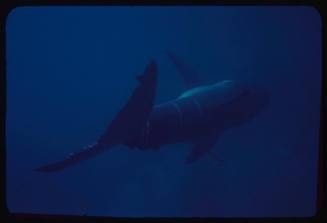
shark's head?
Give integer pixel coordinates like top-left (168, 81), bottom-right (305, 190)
top-left (205, 80), bottom-right (270, 126)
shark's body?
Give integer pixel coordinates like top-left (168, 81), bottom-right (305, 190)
top-left (37, 53), bottom-right (269, 172)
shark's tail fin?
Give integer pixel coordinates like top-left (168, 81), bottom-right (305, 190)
top-left (97, 59), bottom-right (157, 146)
top-left (35, 143), bottom-right (107, 172)
top-left (36, 60), bottom-right (158, 173)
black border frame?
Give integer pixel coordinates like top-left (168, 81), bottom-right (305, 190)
top-left (0, 0), bottom-right (325, 223)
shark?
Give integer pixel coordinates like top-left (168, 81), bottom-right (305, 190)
top-left (36, 53), bottom-right (269, 172)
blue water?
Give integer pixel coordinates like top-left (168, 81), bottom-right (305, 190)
top-left (5, 6), bottom-right (322, 217)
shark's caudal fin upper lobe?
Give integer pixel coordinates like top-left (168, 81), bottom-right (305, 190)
top-left (97, 60), bottom-right (157, 146)
top-left (35, 143), bottom-right (106, 172)
top-left (36, 60), bottom-right (158, 173)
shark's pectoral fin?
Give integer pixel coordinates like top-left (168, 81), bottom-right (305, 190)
top-left (185, 131), bottom-right (221, 164)
top-left (166, 51), bottom-right (205, 90)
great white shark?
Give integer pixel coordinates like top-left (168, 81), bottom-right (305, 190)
top-left (36, 53), bottom-right (269, 172)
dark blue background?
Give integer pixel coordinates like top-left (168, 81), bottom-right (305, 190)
top-left (5, 6), bottom-right (322, 217)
